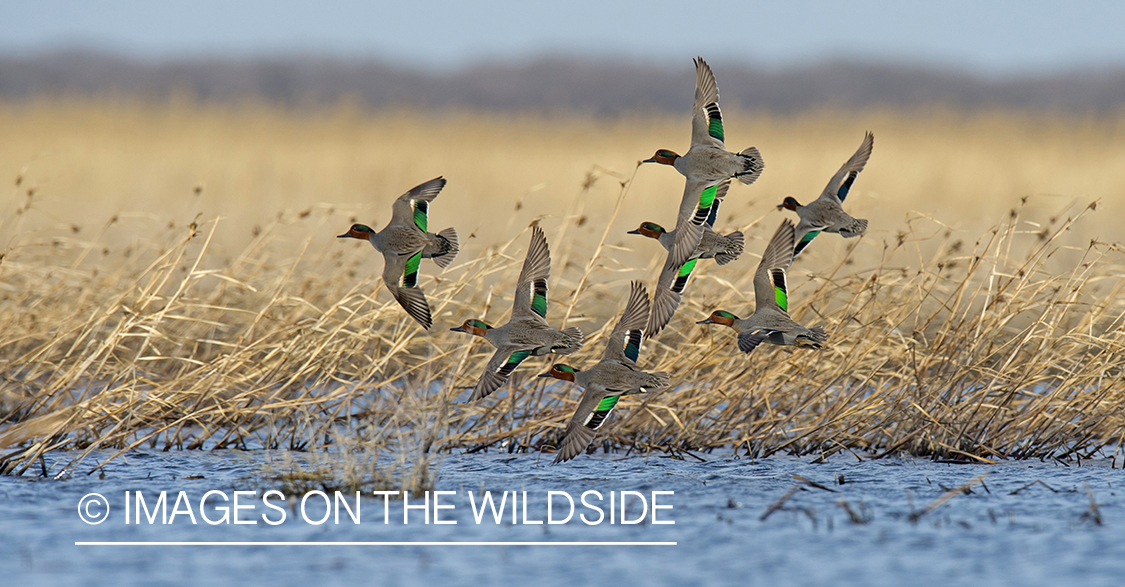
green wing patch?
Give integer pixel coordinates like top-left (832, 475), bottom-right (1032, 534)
top-left (672, 258), bottom-right (697, 295)
top-left (402, 251), bottom-right (422, 288)
top-left (413, 200), bottom-right (429, 232)
top-left (705, 103), bottom-right (724, 142)
top-left (793, 230), bottom-right (820, 258)
top-left (496, 349), bottom-right (532, 378)
top-left (584, 394), bottom-right (621, 430)
top-left (623, 329), bottom-right (642, 364)
top-left (691, 185), bottom-right (719, 226)
top-left (770, 268), bottom-right (788, 312)
top-left (837, 172), bottom-right (858, 202)
top-left (530, 279), bottom-right (548, 319)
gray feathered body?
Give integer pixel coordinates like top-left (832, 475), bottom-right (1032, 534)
top-left (575, 361), bottom-right (671, 396)
top-left (485, 319), bottom-right (584, 357)
top-left (656, 225), bottom-right (744, 265)
top-left (795, 200), bottom-right (868, 239)
top-left (674, 145), bottom-right (764, 186)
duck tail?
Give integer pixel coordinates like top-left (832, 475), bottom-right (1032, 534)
top-left (735, 146), bottom-right (764, 185)
top-left (551, 327), bottom-right (585, 355)
top-left (431, 227), bottom-right (460, 268)
top-left (797, 325), bottom-right (829, 348)
top-left (714, 230), bottom-right (744, 266)
top-left (644, 372), bottom-right (671, 392)
top-left (838, 218), bottom-right (868, 238)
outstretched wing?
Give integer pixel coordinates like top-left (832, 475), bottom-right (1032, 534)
top-left (648, 255), bottom-right (697, 335)
top-left (817, 132), bottom-right (874, 205)
top-left (689, 57), bottom-right (725, 149)
top-left (554, 387), bottom-right (624, 464)
top-left (390, 177), bottom-right (447, 230)
top-left (470, 346), bottom-right (533, 401)
top-left (669, 178), bottom-right (719, 267)
top-left (754, 220), bottom-right (795, 313)
top-left (511, 225), bottom-right (551, 321)
top-left (382, 251), bottom-right (432, 329)
top-left (602, 281), bottom-right (649, 366)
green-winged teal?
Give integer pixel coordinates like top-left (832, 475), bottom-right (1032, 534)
top-left (643, 57), bottom-right (764, 269)
top-left (779, 132), bottom-right (874, 257)
top-left (697, 219), bottom-right (827, 352)
top-left (451, 225), bottom-right (584, 401)
top-left (629, 181), bottom-right (744, 335)
top-left (538, 281), bottom-right (671, 463)
top-left (337, 177), bottom-right (459, 329)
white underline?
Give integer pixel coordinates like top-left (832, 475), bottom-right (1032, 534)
top-left (75, 541), bottom-right (676, 546)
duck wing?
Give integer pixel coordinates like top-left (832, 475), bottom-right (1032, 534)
top-left (669, 178), bottom-right (720, 267)
top-left (689, 57), bottom-right (725, 149)
top-left (469, 346), bottom-right (533, 401)
top-left (601, 281), bottom-right (650, 366)
top-left (554, 384), bottom-right (626, 464)
top-left (648, 254), bottom-right (698, 336)
top-left (389, 177), bottom-right (447, 230)
top-left (511, 225), bottom-right (551, 322)
top-left (817, 132), bottom-right (874, 205)
top-left (754, 220), bottom-right (796, 313)
top-left (381, 250), bottom-right (432, 329)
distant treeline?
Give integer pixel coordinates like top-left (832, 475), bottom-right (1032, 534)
top-left (3, 50), bottom-right (1125, 113)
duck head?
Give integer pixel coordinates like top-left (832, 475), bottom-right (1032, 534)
top-left (627, 222), bottom-right (667, 240)
top-left (643, 149), bottom-right (680, 166)
top-left (777, 197), bottom-right (802, 211)
top-left (338, 224), bottom-right (375, 240)
top-left (697, 310), bottom-right (739, 327)
top-left (450, 319), bottom-right (492, 337)
top-left (537, 364), bottom-right (579, 382)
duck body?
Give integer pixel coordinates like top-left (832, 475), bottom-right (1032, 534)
top-left (477, 319), bottom-right (584, 358)
top-left (720, 307), bottom-right (828, 353)
top-left (672, 144), bottom-right (764, 186)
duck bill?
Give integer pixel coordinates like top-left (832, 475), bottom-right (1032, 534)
top-left (641, 157), bottom-right (657, 164)
top-left (337, 232), bottom-right (354, 239)
top-left (536, 372), bottom-right (553, 378)
top-left (696, 318), bottom-right (714, 325)
top-left (449, 326), bottom-right (466, 333)
top-left (626, 229), bottom-right (641, 235)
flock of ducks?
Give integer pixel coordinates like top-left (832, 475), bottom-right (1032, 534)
top-left (338, 58), bottom-right (874, 463)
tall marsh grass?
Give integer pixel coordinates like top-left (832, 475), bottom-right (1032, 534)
top-left (1, 99), bottom-right (1124, 476)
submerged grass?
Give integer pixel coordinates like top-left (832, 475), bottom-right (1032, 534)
top-left (1, 100), bottom-right (1124, 476)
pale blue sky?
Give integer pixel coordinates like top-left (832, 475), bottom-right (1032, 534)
top-left (2, 1), bottom-right (1124, 75)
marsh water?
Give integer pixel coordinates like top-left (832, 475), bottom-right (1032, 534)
top-left (2, 449), bottom-right (1122, 586)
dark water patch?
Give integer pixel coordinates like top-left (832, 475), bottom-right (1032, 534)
top-left (1, 450), bottom-right (1122, 586)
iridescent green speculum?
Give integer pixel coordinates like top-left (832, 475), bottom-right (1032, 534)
top-left (698, 185), bottom-right (717, 209)
top-left (413, 201), bottom-right (428, 232)
top-left (402, 251), bottom-right (422, 287)
top-left (595, 395), bottom-right (620, 412)
top-left (708, 117), bottom-right (724, 142)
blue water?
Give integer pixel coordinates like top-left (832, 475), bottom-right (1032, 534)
top-left (2, 449), bottom-right (1122, 586)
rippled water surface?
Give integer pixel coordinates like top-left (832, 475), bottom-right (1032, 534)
top-left (2, 449), bottom-right (1123, 586)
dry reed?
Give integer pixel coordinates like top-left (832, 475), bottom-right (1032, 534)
top-left (1, 99), bottom-right (1123, 477)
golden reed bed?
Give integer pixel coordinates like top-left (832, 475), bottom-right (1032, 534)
top-left (1, 98), bottom-right (1124, 477)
